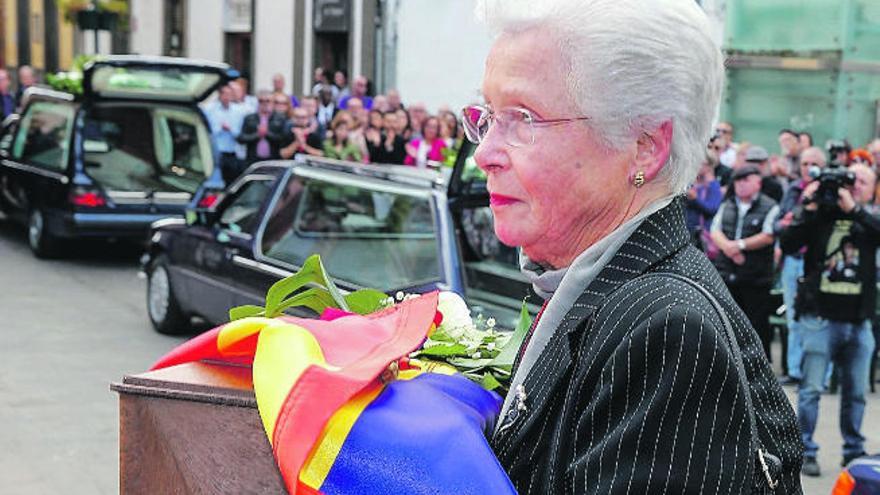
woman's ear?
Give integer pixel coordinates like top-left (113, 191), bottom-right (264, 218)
top-left (633, 120), bottom-right (673, 182)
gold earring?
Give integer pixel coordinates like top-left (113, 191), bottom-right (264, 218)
top-left (633, 171), bottom-right (645, 188)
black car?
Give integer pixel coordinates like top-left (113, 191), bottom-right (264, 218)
top-left (143, 144), bottom-right (539, 335)
top-left (0, 56), bottom-right (238, 257)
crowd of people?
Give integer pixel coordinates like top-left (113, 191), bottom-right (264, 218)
top-left (0, 65), bottom-right (37, 119)
top-left (686, 123), bottom-right (880, 476)
top-left (201, 68), bottom-right (465, 184)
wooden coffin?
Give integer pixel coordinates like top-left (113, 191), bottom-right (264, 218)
top-left (111, 361), bottom-right (288, 494)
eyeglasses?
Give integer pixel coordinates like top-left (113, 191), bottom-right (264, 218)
top-left (801, 162), bottom-right (822, 167)
top-left (460, 104), bottom-right (591, 147)
top-left (274, 100), bottom-right (289, 106)
top-left (258, 98), bottom-right (271, 103)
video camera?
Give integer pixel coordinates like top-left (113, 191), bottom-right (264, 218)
top-left (826, 139), bottom-right (852, 168)
top-left (807, 162), bottom-right (855, 208)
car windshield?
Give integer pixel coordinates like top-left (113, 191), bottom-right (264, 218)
top-left (260, 174), bottom-right (441, 292)
top-left (82, 104), bottom-right (213, 193)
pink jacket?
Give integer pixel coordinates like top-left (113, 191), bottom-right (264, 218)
top-left (404, 138), bottom-right (447, 166)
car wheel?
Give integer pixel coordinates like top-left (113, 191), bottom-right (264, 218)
top-left (28, 208), bottom-right (61, 258)
top-left (147, 254), bottom-right (191, 335)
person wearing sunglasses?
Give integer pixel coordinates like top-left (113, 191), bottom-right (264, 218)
top-left (237, 89), bottom-right (287, 165)
top-left (468, 0), bottom-right (802, 493)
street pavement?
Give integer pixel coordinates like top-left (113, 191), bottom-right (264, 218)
top-left (0, 214), bottom-right (878, 494)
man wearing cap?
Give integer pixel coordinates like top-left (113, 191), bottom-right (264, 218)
top-left (711, 165), bottom-right (781, 361)
top-left (743, 145), bottom-right (785, 202)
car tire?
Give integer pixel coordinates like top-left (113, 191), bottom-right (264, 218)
top-left (28, 208), bottom-right (61, 258)
top-left (147, 254), bottom-right (191, 335)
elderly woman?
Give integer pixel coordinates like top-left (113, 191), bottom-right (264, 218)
top-left (465, 0), bottom-right (802, 493)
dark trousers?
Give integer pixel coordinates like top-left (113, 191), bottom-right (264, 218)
top-left (728, 283), bottom-right (774, 362)
top-left (219, 152), bottom-right (244, 186)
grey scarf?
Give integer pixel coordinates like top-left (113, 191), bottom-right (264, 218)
top-left (496, 195), bottom-right (676, 430)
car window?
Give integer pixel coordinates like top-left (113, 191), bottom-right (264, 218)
top-left (260, 175), bottom-right (441, 291)
top-left (82, 104), bottom-right (212, 193)
top-left (12, 101), bottom-right (74, 171)
top-left (217, 177), bottom-right (276, 234)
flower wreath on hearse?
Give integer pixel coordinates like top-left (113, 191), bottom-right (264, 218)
top-left (152, 254), bottom-right (528, 494)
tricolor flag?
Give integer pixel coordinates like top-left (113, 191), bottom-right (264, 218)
top-left (151, 292), bottom-right (516, 494)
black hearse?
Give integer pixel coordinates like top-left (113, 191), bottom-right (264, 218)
top-left (0, 56), bottom-right (237, 257)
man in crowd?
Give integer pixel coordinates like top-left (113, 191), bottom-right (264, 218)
top-left (744, 145), bottom-right (784, 202)
top-left (339, 75), bottom-right (373, 110)
top-left (779, 128), bottom-right (802, 179)
top-left (279, 106), bottom-right (323, 159)
top-left (868, 138), bottom-right (880, 166)
top-left (781, 162), bottom-right (879, 476)
top-left (715, 121), bottom-right (737, 168)
top-left (273, 72), bottom-right (299, 108)
top-left (15, 65), bottom-right (35, 108)
top-left (407, 102), bottom-right (428, 140)
top-left (799, 131), bottom-right (813, 150)
top-left (776, 146), bottom-right (828, 386)
top-left (711, 165), bottom-right (780, 361)
top-left (371, 111), bottom-right (407, 164)
top-left (204, 85), bottom-right (245, 184)
top-left (386, 89), bottom-right (404, 112)
top-left (316, 85), bottom-right (338, 129)
top-left (238, 90), bottom-right (287, 164)
top-left (0, 69), bottom-right (16, 119)
top-left (299, 95), bottom-right (323, 139)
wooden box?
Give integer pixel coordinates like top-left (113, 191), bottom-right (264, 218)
top-left (111, 362), bottom-right (288, 494)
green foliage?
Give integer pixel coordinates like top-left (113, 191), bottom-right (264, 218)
top-left (45, 54), bottom-right (100, 96)
top-left (228, 254), bottom-right (388, 321)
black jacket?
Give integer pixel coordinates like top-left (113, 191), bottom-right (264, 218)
top-left (780, 204), bottom-right (880, 322)
top-left (492, 198), bottom-right (803, 494)
top-left (237, 112), bottom-right (287, 162)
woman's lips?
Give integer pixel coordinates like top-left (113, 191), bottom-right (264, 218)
top-left (489, 194), bottom-right (519, 206)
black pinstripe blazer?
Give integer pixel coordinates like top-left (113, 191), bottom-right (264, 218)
top-left (491, 198), bottom-right (803, 494)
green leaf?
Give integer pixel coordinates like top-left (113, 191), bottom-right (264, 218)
top-left (264, 254), bottom-right (349, 316)
top-left (272, 288), bottom-right (339, 316)
top-left (344, 289), bottom-right (389, 315)
top-left (415, 343), bottom-right (469, 357)
top-left (481, 372), bottom-right (502, 391)
top-left (229, 305), bottom-right (266, 321)
top-left (488, 299), bottom-right (533, 370)
top-left (449, 357), bottom-right (495, 368)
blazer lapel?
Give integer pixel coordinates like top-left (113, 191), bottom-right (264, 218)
top-left (494, 197), bottom-right (692, 447)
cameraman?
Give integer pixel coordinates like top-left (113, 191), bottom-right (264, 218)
top-left (710, 165), bottom-right (780, 361)
top-left (780, 163), bottom-right (880, 476)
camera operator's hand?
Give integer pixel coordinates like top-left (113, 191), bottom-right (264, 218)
top-left (802, 181), bottom-right (821, 211)
top-left (837, 187), bottom-right (857, 214)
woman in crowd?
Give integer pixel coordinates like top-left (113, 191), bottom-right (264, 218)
top-left (322, 112), bottom-right (365, 163)
top-left (405, 116), bottom-right (447, 168)
top-left (394, 108), bottom-right (412, 141)
top-left (365, 109), bottom-right (385, 161)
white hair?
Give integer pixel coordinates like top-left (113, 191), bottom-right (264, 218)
top-left (476, 0), bottom-right (724, 194)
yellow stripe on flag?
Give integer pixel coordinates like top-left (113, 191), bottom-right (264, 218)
top-left (252, 321), bottom-right (335, 443)
top-left (217, 317), bottom-right (275, 355)
top-left (298, 385), bottom-right (384, 489)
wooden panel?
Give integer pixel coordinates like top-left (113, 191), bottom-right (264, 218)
top-left (27, 0), bottom-right (43, 69)
top-left (4, 0), bottom-right (17, 67)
